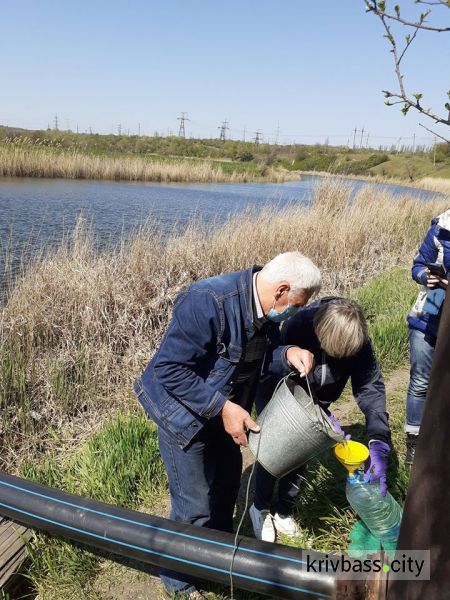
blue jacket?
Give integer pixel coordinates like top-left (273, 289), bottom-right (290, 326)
top-left (407, 211), bottom-right (450, 339)
top-left (134, 266), bottom-right (289, 448)
top-left (257, 297), bottom-right (391, 444)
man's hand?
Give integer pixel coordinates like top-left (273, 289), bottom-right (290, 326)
top-left (220, 400), bottom-right (260, 446)
top-left (426, 270), bottom-right (448, 289)
top-left (286, 347), bottom-right (315, 378)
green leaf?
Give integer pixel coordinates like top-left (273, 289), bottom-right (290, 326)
top-left (405, 34), bottom-right (410, 44)
top-left (379, 1), bottom-right (386, 11)
top-left (413, 93), bottom-right (423, 101)
top-left (394, 5), bottom-right (400, 17)
top-left (401, 104), bottom-right (410, 116)
top-left (445, 103), bottom-right (450, 111)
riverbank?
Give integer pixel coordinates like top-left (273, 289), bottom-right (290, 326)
top-left (2, 126), bottom-right (449, 187)
top-left (298, 170), bottom-right (450, 196)
top-left (0, 140), bottom-right (297, 184)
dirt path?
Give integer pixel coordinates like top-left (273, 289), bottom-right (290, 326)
top-left (93, 367), bottom-right (410, 600)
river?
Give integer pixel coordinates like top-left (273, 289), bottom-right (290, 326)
top-left (0, 175), bottom-right (443, 300)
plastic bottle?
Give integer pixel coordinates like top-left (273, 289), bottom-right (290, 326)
top-left (346, 470), bottom-right (403, 546)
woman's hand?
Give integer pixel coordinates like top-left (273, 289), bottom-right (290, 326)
top-left (426, 270), bottom-right (448, 289)
top-left (286, 347), bottom-right (315, 378)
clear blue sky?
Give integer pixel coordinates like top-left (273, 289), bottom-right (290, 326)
top-left (2, 0), bottom-right (448, 148)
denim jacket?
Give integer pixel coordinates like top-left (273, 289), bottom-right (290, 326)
top-left (134, 266), bottom-right (289, 448)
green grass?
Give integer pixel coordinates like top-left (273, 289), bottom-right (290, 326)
top-left (22, 413), bottom-right (167, 599)
top-left (352, 267), bottom-right (417, 372)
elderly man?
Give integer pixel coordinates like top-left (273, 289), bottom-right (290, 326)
top-left (134, 251), bottom-right (321, 598)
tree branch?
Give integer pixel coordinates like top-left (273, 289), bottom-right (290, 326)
top-left (366, 0), bottom-right (450, 128)
top-left (419, 122), bottom-right (450, 143)
top-left (365, 0), bottom-right (450, 31)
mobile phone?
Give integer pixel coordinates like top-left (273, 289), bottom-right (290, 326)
top-left (425, 262), bottom-right (447, 279)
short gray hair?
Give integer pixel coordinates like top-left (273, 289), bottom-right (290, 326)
top-left (260, 252), bottom-right (321, 296)
top-left (313, 299), bottom-right (368, 358)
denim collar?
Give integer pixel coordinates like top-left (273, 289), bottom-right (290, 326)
top-left (240, 265), bottom-right (263, 336)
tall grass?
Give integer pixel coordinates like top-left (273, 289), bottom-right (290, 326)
top-left (0, 139), bottom-right (293, 183)
top-left (0, 180), bottom-right (447, 470)
top-left (416, 177), bottom-right (450, 195)
top-left (352, 267), bottom-right (417, 372)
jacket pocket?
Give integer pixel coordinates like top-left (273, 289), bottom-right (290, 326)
top-left (210, 343), bottom-right (242, 377)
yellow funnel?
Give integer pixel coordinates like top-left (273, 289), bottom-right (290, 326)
top-left (334, 440), bottom-right (369, 475)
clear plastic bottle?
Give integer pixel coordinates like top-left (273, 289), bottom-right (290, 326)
top-left (346, 470), bottom-right (403, 546)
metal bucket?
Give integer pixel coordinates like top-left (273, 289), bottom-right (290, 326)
top-left (248, 374), bottom-right (345, 478)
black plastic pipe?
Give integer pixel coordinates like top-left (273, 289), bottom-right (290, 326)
top-left (0, 471), bottom-right (336, 599)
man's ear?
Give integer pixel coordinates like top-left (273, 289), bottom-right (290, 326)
top-left (274, 282), bottom-right (290, 300)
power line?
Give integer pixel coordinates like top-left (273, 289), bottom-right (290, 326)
top-left (253, 131), bottom-right (262, 145)
top-left (178, 112), bottom-right (190, 138)
top-left (275, 123), bottom-right (280, 145)
top-left (218, 119), bottom-right (229, 141)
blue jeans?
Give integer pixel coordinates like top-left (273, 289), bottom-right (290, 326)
top-left (157, 417), bottom-right (242, 594)
top-left (405, 328), bottom-right (436, 435)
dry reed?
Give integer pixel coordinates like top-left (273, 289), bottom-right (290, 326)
top-left (416, 177), bottom-right (450, 195)
top-left (0, 141), bottom-right (293, 183)
top-left (0, 179), bottom-right (447, 469)
top-left (300, 170), bottom-right (450, 197)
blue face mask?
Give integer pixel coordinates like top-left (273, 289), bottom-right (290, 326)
top-left (266, 299), bottom-right (299, 323)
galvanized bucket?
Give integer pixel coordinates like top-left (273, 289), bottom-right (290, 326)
top-left (248, 374), bottom-right (345, 478)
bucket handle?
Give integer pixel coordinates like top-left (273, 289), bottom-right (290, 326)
top-left (283, 370), bottom-right (316, 409)
top-left (283, 370), bottom-right (331, 430)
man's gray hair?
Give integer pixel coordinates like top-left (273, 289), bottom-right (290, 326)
top-left (260, 251), bottom-right (321, 295)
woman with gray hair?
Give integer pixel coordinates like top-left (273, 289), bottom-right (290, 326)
top-left (249, 297), bottom-right (392, 543)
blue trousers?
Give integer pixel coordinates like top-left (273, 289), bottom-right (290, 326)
top-left (157, 417), bottom-right (242, 594)
top-left (405, 328), bottom-right (436, 435)
top-left (253, 463), bottom-right (306, 515)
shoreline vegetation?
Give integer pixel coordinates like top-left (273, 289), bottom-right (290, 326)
top-left (1, 127), bottom-right (450, 189)
top-left (297, 169), bottom-right (450, 196)
top-left (0, 179), bottom-right (448, 598)
top-left (0, 140), bottom-right (296, 184)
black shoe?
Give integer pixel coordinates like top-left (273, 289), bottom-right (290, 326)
top-left (405, 433), bottom-right (418, 469)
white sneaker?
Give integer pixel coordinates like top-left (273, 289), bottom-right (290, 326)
top-left (272, 512), bottom-right (301, 537)
top-left (249, 504), bottom-right (276, 542)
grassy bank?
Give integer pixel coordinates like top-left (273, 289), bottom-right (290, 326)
top-left (0, 179), bottom-right (446, 472)
top-left (0, 139), bottom-right (294, 183)
top-left (20, 268), bottom-right (415, 599)
top-left (2, 126), bottom-right (450, 186)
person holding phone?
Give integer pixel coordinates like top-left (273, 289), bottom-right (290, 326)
top-left (405, 209), bottom-right (450, 468)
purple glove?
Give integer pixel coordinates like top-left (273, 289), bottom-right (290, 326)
top-left (365, 440), bottom-right (390, 496)
top-left (327, 412), bottom-right (351, 440)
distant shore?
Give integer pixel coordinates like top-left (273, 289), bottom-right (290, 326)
top-left (297, 169), bottom-right (450, 196)
top-left (0, 141), bottom-right (298, 184)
